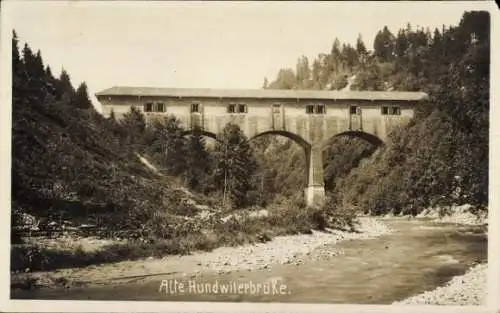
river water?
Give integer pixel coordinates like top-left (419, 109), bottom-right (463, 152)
top-left (11, 218), bottom-right (487, 304)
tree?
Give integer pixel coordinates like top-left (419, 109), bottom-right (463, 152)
top-left (351, 63), bottom-right (384, 91)
top-left (12, 31), bottom-right (21, 74)
top-left (341, 44), bottom-right (358, 70)
top-left (262, 77), bottom-right (269, 89)
top-left (311, 58), bottom-right (323, 90)
top-left (430, 28), bottom-right (443, 60)
top-left (12, 30), bottom-right (27, 107)
top-left (147, 116), bottom-right (188, 175)
top-left (184, 125), bottom-right (211, 191)
top-left (373, 26), bottom-right (396, 62)
top-left (73, 82), bottom-right (93, 109)
top-left (22, 44), bottom-right (48, 103)
top-left (268, 68), bottom-right (296, 89)
top-left (109, 109), bottom-right (117, 121)
top-left (356, 34), bottom-right (368, 64)
top-left (295, 56), bottom-right (311, 88)
top-left (213, 123), bottom-right (257, 208)
top-left (330, 38), bottom-right (341, 66)
top-left (57, 69), bottom-right (75, 102)
top-left (44, 66), bottom-right (58, 98)
top-left (121, 106), bottom-right (147, 150)
top-left (395, 29), bottom-right (409, 58)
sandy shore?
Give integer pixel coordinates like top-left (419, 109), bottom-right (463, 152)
top-left (394, 263), bottom-right (487, 305)
top-left (12, 217), bottom-right (391, 289)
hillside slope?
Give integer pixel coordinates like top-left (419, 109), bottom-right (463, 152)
top-left (11, 32), bottom-right (206, 241)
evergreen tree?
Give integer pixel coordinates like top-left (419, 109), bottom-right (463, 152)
top-left (12, 31), bottom-right (21, 73)
top-left (73, 82), bottom-right (93, 109)
top-left (395, 29), bottom-right (409, 58)
top-left (430, 28), bottom-right (443, 59)
top-left (344, 44), bottom-right (358, 70)
top-left (57, 69), bottom-right (76, 101)
top-left (330, 38), bottom-right (341, 66)
top-left (12, 30), bottom-right (27, 106)
top-left (44, 66), bottom-right (58, 98)
top-left (356, 34), bottom-right (367, 55)
top-left (356, 34), bottom-right (368, 64)
top-left (213, 123), bottom-right (257, 208)
top-left (373, 26), bottom-right (396, 62)
top-left (22, 44), bottom-right (47, 103)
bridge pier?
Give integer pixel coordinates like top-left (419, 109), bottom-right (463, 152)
top-left (305, 146), bottom-right (325, 208)
top-left (305, 185), bottom-right (325, 208)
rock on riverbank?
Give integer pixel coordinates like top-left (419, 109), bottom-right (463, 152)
top-left (394, 263), bottom-right (487, 305)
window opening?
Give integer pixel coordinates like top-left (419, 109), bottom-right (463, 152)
top-left (316, 104), bottom-right (325, 114)
top-left (155, 103), bottom-right (165, 112)
top-left (273, 104), bottom-right (281, 114)
top-left (191, 103), bottom-right (200, 113)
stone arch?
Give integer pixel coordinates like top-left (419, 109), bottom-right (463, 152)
top-left (330, 130), bottom-right (385, 147)
top-left (249, 130), bottom-right (311, 185)
top-left (322, 130), bottom-right (383, 199)
top-left (181, 129), bottom-right (218, 141)
top-left (250, 130), bottom-right (311, 151)
top-left (249, 130), bottom-right (323, 207)
top-left (249, 130), bottom-right (311, 181)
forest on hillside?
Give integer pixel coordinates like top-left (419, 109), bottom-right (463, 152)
top-left (257, 11), bottom-right (489, 215)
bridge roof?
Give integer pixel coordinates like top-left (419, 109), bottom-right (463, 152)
top-left (96, 86), bottom-right (428, 101)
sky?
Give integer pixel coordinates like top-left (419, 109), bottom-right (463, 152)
top-left (4, 1), bottom-right (481, 112)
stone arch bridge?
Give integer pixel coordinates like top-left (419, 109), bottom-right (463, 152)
top-left (96, 87), bottom-right (428, 207)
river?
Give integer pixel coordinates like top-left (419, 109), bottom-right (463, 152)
top-left (11, 218), bottom-right (487, 304)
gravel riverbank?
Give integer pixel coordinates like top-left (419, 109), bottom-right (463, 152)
top-left (12, 217), bottom-right (391, 289)
top-left (192, 217), bottom-right (391, 273)
top-left (394, 263), bottom-right (487, 305)
top-left (417, 204), bottom-right (488, 226)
